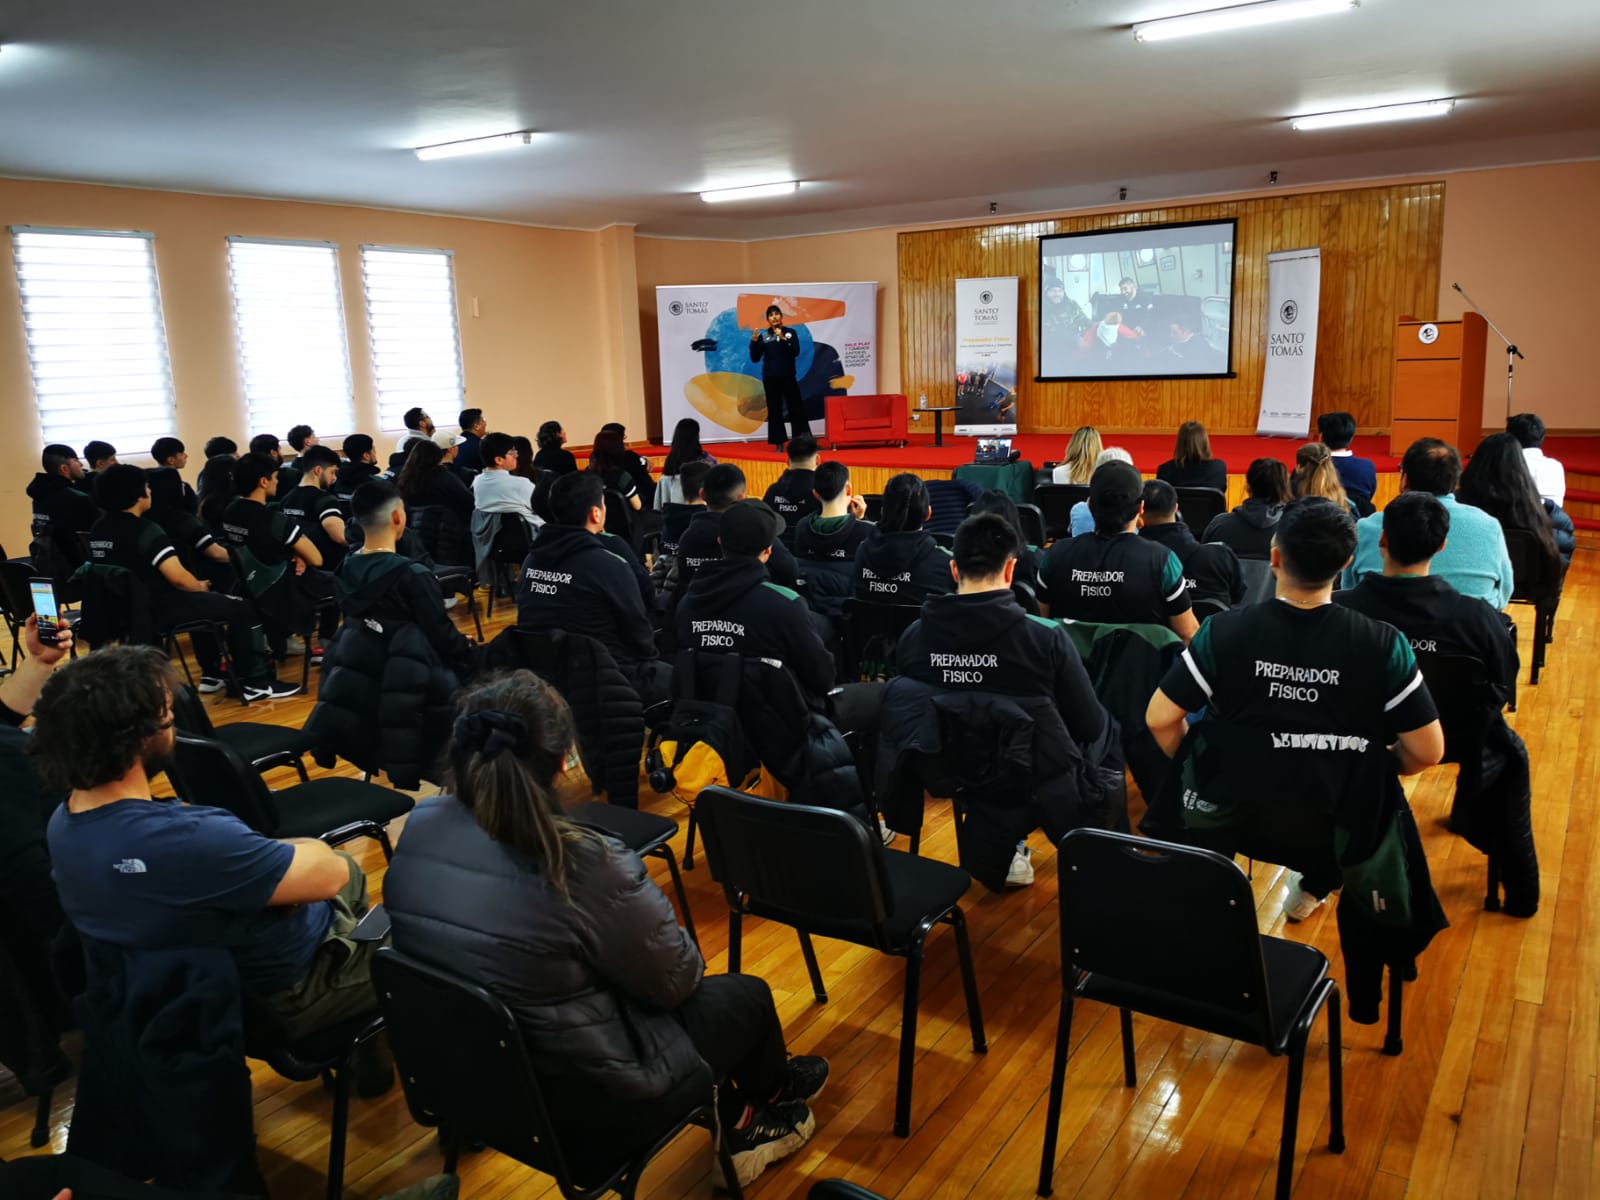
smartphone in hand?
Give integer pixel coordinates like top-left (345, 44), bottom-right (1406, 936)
top-left (29, 578), bottom-right (61, 645)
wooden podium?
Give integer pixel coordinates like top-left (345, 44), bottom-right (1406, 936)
top-left (1390, 313), bottom-right (1487, 456)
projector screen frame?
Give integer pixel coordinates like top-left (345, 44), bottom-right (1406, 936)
top-left (1034, 217), bottom-right (1240, 384)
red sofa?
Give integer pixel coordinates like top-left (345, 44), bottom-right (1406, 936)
top-left (824, 394), bottom-right (908, 449)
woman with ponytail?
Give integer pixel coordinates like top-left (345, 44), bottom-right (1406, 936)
top-left (383, 672), bottom-right (827, 1185)
top-left (850, 472), bottom-right (955, 604)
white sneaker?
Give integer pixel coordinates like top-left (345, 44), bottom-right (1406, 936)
top-left (285, 635), bottom-right (307, 654)
top-left (877, 817), bottom-right (897, 847)
top-left (1282, 872), bottom-right (1323, 923)
top-left (1006, 843), bottom-right (1035, 887)
top-left (443, 596), bottom-right (459, 610)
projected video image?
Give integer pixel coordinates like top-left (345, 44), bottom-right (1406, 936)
top-left (1037, 219), bottom-right (1236, 380)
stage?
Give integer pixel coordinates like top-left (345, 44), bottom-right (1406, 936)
top-left (624, 433), bottom-right (1600, 532)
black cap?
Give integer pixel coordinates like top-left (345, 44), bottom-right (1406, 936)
top-left (1088, 460), bottom-right (1144, 513)
top-left (719, 499), bottom-right (786, 557)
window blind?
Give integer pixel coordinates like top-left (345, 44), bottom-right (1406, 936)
top-left (360, 245), bottom-right (464, 432)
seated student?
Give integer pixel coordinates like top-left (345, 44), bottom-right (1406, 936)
top-left (587, 433), bottom-right (644, 512)
top-left (1508, 411), bottom-right (1565, 506)
top-left (652, 460), bottom-right (712, 595)
top-left (147, 465), bottom-right (232, 595)
top-left (1458, 430), bottom-right (1573, 572)
top-left (1343, 438), bottom-right (1514, 607)
top-left (221, 452), bottom-right (334, 656)
top-left (249, 432), bottom-right (298, 494)
top-left (763, 434), bottom-right (822, 531)
top-left (471, 431), bottom-right (539, 521)
top-left (892, 513), bottom-right (1118, 886)
top-left (1068, 447), bottom-right (1134, 536)
top-left (1155, 420), bottom-right (1228, 492)
top-left (150, 436), bottom-right (200, 516)
top-left (794, 460), bottom-right (871, 616)
top-left (518, 473), bottom-right (668, 706)
top-left (655, 417), bottom-right (717, 509)
top-left (852, 473), bottom-right (954, 605)
top-left (1293, 442), bottom-right (1357, 516)
top-left (1203, 457), bottom-right (1290, 561)
top-left (396, 436), bottom-right (475, 520)
top-left (287, 424), bottom-right (318, 460)
top-left (1138, 480), bottom-right (1244, 612)
top-left (455, 407), bottom-right (487, 473)
top-left (35, 646), bottom-right (391, 1045)
top-left (382, 673), bottom-right (825, 1186)
top-left (1146, 498), bottom-right (1445, 922)
top-left (27, 444), bottom-right (99, 580)
top-left (1332, 491), bottom-right (1535, 915)
top-left (599, 421), bottom-right (657, 507)
top-left (395, 406), bottom-right (435, 455)
top-left (335, 432), bottom-right (383, 498)
top-left (1050, 426), bottom-right (1101, 486)
top-left (968, 490), bottom-right (1042, 597)
top-left (82, 439), bottom-right (118, 499)
top-left (88, 465), bottom-right (297, 700)
top-left (1317, 411), bottom-right (1376, 506)
top-left (533, 420), bottom-right (579, 475)
top-left (1039, 461), bottom-right (1198, 641)
top-left (277, 444), bottom-right (349, 570)
top-left (203, 435), bottom-right (238, 460)
top-left (675, 464), bottom-right (800, 595)
top-left (335, 481), bottom-right (479, 682)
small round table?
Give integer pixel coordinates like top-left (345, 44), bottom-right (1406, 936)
top-left (921, 406), bottom-right (958, 447)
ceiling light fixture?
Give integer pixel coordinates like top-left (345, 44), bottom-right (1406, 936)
top-left (699, 181), bottom-right (800, 204)
top-left (1133, 0), bottom-right (1356, 43)
top-left (413, 131), bottom-right (536, 162)
top-left (1290, 99), bottom-right (1455, 131)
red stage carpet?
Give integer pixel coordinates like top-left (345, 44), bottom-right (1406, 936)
top-left (638, 434), bottom-right (1600, 476)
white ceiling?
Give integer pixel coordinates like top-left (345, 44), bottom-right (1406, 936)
top-left (1, 0), bottom-right (1597, 240)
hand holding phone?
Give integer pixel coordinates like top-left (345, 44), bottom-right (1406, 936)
top-left (29, 578), bottom-right (61, 646)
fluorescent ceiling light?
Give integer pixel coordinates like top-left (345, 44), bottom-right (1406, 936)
top-left (1291, 99), bottom-right (1455, 131)
top-left (699, 181), bottom-right (800, 204)
top-left (1134, 0), bottom-right (1356, 42)
top-left (414, 131), bottom-right (535, 162)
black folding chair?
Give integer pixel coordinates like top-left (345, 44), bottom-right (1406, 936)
top-left (567, 801), bottom-right (698, 945)
top-left (0, 559), bottom-right (37, 669)
top-left (1504, 529), bottom-right (1559, 684)
top-left (1032, 484), bottom-right (1090, 542)
top-left (862, 494), bottom-right (883, 523)
top-left (1174, 486), bottom-right (1229, 535)
top-left (222, 546), bottom-right (338, 691)
top-left (1016, 503), bottom-right (1047, 549)
top-left (696, 787), bottom-right (986, 1137)
top-left (1191, 595), bottom-right (1230, 621)
top-left (372, 948), bottom-right (743, 1198)
top-left (1038, 830), bottom-right (1343, 1199)
top-left (839, 598), bottom-right (923, 683)
top-left (483, 513), bottom-right (535, 618)
top-left (169, 683), bottom-right (312, 782)
top-left (171, 734), bottom-right (413, 858)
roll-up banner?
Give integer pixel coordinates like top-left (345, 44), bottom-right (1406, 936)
top-left (954, 276), bottom-right (1019, 436)
top-left (1256, 248), bottom-right (1322, 437)
top-left (657, 282), bottom-right (878, 443)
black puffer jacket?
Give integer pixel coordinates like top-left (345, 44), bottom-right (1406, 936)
top-left (304, 617), bottom-right (457, 790)
top-left (484, 627), bottom-right (644, 808)
top-left (383, 795), bottom-right (706, 1101)
top-left (1202, 498), bottom-right (1282, 561)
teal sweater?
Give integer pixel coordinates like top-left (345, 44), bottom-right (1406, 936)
top-left (1342, 493), bottom-right (1513, 609)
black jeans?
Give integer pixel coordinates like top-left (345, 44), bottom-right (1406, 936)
top-left (764, 376), bottom-right (808, 446)
top-left (553, 973), bottom-right (790, 1168)
top-left (152, 590), bottom-right (261, 681)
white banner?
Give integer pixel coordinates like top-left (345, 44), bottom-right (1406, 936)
top-left (1256, 248), bottom-right (1322, 437)
top-left (657, 282), bottom-right (878, 443)
top-left (954, 277), bottom-right (1019, 436)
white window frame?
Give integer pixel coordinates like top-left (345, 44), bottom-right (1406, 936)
top-left (360, 244), bottom-right (465, 434)
top-left (226, 235), bottom-right (355, 440)
top-left (9, 225), bottom-right (178, 453)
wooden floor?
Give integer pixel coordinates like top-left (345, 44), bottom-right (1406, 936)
top-left (3, 553), bottom-right (1596, 1199)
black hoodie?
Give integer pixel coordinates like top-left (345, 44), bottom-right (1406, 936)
top-left (763, 468), bottom-right (820, 530)
top-left (335, 551), bottom-right (477, 680)
top-left (794, 513), bottom-right (873, 615)
top-left (333, 459), bottom-right (382, 499)
top-left (1202, 498), bottom-right (1283, 561)
top-left (894, 590), bottom-right (1108, 749)
top-left (1333, 573), bottom-right (1518, 693)
top-left (516, 525), bottom-right (656, 668)
top-left (1141, 520), bottom-right (1244, 609)
top-left (852, 529), bottom-right (953, 605)
top-left (675, 556), bottom-right (834, 700)
top-left (26, 472), bottom-right (99, 570)
top-left (673, 509), bottom-right (799, 596)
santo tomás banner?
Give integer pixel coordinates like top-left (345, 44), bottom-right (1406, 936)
top-left (1256, 248), bottom-right (1322, 437)
top-left (954, 276), bottom-right (1019, 436)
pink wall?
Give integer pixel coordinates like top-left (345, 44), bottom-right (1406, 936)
top-left (1438, 162), bottom-right (1600, 432)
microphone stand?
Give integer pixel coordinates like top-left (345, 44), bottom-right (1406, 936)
top-left (1452, 282), bottom-right (1524, 423)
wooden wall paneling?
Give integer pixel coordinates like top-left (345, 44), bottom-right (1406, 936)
top-left (898, 183), bottom-right (1444, 436)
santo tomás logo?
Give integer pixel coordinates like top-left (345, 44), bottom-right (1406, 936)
top-left (667, 300), bottom-right (685, 317)
top-left (1279, 299), bottom-right (1299, 325)
top-left (979, 289), bottom-right (994, 305)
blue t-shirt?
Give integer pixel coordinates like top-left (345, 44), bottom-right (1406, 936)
top-left (47, 798), bottom-right (331, 991)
